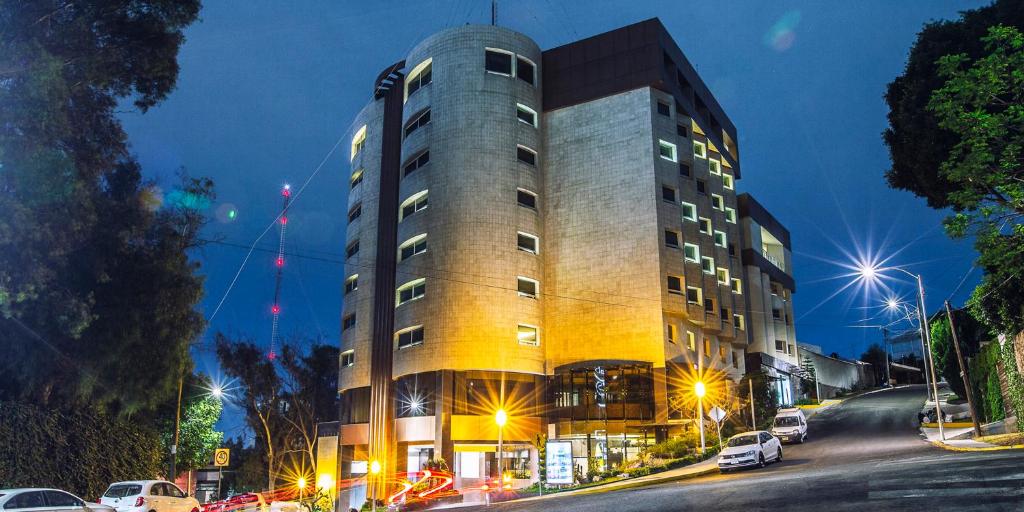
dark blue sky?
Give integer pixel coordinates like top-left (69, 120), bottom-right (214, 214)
top-left (120, 0), bottom-right (988, 434)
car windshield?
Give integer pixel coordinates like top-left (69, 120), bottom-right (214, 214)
top-left (775, 416), bottom-right (799, 427)
top-left (104, 485), bottom-right (142, 498)
top-left (727, 434), bottom-right (759, 447)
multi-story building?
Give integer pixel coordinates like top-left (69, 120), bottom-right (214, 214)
top-left (337, 19), bottom-right (793, 498)
top-left (737, 194), bottom-right (801, 406)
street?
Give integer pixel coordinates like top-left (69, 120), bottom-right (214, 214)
top-left (463, 386), bottom-right (1024, 511)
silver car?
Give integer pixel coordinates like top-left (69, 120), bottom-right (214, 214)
top-left (0, 488), bottom-right (116, 512)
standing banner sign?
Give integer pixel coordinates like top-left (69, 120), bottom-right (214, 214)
top-left (545, 441), bottom-right (573, 484)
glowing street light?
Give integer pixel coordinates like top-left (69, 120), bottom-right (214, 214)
top-left (210, 385), bottom-right (224, 399)
top-left (297, 477), bottom-right (306, 503)
top-left (694, 381), bottom-right (707, 455)
top-left (495, 409), bottom-right (508, 486)
top-left (369, 460), bottom-right (381, 512)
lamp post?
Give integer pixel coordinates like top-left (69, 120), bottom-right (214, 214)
top-left (495, 409), bottom-right (507, 487)
top-left (369, 460), bottom-right (381, 512)
top-left (297, 477), bottom-right (306, 504)
top-left (859, 264), bottom-right (944, 440)
top-left (694, 381), bottom-right (706, 455)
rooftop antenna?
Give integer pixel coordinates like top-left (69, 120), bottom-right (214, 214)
top-left (491, 0), bottom-right (496, 26)
top-left (267, 183), bottom-right (291, 360)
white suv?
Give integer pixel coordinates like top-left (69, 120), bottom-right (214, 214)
top-left (771, 408), bottom-right (808, 444)
top-left (100, 481), bottom-right (198, 512)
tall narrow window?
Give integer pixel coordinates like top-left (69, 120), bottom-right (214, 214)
top-left (517, 232), bottom-right (539, 254)
top-left (681, 202), bottom-right (697, 222)
top-left (684, 243), bottom-right (700, 263)
top-left (696, 179), bottom-right (707, 195)
top-left (398, 233), bottom-right (427, 261)
top-left (701, 256), bottom-right (714, 274)
top-left (344, 274), bottom-right (358, 295)
top-left (711, 194), bottom-right (724, 210)
top-left (517, 188), bottom-right (537, 209)
top-left (404, 108), bottom-right (431, 138)
top-left (714, 230), bottom-right (727, 248)
top-left (723, 174), bottom-right (734, 190)
top-left (346, 240), bottom-right (360, 259)
top-left (342, 313), bottom-right (356, 331)
top-left (716, 267), bottom-right (729, 285)
top-left (396, 326), bottom-right (425, 349)
top-left (517, 277), bottom-right (539, 298)
top-left (518, 324), bottom-right (540, 346)
top-left (666, 323), bottom-right (679, 343)
top-left (350, 168), bottom-right (364, 189)
top-left (734, 314), bottom-right (745, 330)
top-left (405, 59), bottom-right (432, 99)
top-left (517, 145), bottom-right (537, 166)
top-left (687, 331), bottom-right (696, 351)
top-left (347, 204), bottom-right (362, 223)
top-left (341, 350), bottom-right (355, 367)
top-left (704, 338), bottom-right (712, 357)
top-left (704, 297), bottom-right (715, 313)
top-left (709, 159), bottom-right (721, 175)
top-left (699, 217), bottom-right (712, 234)
top-left (693, 140), bottom-right (707, 159)
top-left (516, 56), bottom-right (535, 85)
top-left (485, 48), bottom-right (513, 75)
top-left (396, 278), bottom-right (426, 307)
top-left (731, 278), bottom-right (743, 294)
top-left (658, 140), bottom-right (677, 162)
top-left (403, 151), bottom-right (430, 177)
top-left (399, 190), bottom-right (429, 221)
top-left (351, 125), bottom-right (367, 160)
top-left (667, 276), bottom-right (683, 295)
top-left (516, 104), bottom-right (538, 127)
top-left (725, 207), bottom-right (737, 224)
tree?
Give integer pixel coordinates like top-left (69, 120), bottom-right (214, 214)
top-left (279, 343), bottom-right (339, 477)
top-left (860, 344), bottom-right (889, 386)
top-left (0, 0), bottom-right (204, 415)
top-left (740, 372), bottom-right (776, 430)
top-left (930, 316), bottom-right (967, 399)
top-left (165, 394), bottom-right (224, 478)
top-left (799, 357), bottom-right (817, 398)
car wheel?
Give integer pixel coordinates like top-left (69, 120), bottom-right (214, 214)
top-left (720, 468), bottom-right (729, 474)
top-left (758, 453), bottom-right (766, 468)
top-left (776, 449), bottom-right (783, 462)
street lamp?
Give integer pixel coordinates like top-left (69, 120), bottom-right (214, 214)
top-left (495, 409), bottom-right (508, 486)
top-left (369, 460), bottom-right (381, 512)
top-left (297, 477), bottom-right (306, 504)
top-left (858, 263), bottom-right (945, 440)
top-left (694, 381), bottom-right (706, 455)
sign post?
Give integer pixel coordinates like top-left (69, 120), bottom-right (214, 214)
top-left (708, 407), bottom-right (727, 452)
top-left (545, 441), bottom-right (573, 486)
top-left (214, 448), bottom-right (230, 499)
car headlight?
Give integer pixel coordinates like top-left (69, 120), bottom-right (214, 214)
top-left (741, 450), bottom-right (755, 457)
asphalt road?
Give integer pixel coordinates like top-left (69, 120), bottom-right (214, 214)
top-left (459, 385), bottom-right (1024, 511)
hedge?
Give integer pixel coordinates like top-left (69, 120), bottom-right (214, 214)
top-left (0, 401), bottom-right (163, 500)
top-left (998, 342), bottom-right (1024, 432)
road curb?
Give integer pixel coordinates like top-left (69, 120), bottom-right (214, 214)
top-left (928, 440), bottom-right (1024, 452)
top-left (568, 466), bottom-right (720, 496)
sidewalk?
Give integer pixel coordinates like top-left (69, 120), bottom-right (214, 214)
top-left (514, 457), bottom-right (721, 503)
top-left (918, 392), bottom-right (1023, 451)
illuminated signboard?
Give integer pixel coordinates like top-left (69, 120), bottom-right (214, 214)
top-left (546, 441), bottom-right (573, 484)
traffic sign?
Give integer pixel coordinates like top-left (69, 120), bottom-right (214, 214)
top-left (708, 406), bottom-right (727, 424)
top-left (214, 448), bottom-right (230, 467)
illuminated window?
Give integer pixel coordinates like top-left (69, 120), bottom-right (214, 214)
top-left (396, 278), bottom-right (426, 307)
top-left (667, 275), bottom-right (683, 295)
top-left (517, 232), bottom-right (539, 254)
top-left (347, 203), bottom-right (362, 223)
top-left (516, 56), bottom-right (536, 85)
top-left (681, 202), bottom-right (697, 222)
top-left (703, 338), bottom-right (711, 357)
top-left (659, 140), bottom-right (677, 162)
top-left (342, 314), bottom-right (356, 331)
top-left (344, 274), bottom-right (358, 295)
top-left (734, 314), bottom-right (745, 330)
top-left (405, 59), bottom-right (432, 100)
top-left (699, 217), bottom-right (712, 234)
top-left (687, 331), bottom-right (696, 351)
top-left (395, 325), bottom-right (425, 349)
top-left (666, 322), bottom-right (679, 343)
top-left (351, 125), bottom-right (367, 160)
top-left (702, 256), bottom-right (714, 274)
top-left (403, 150), bottom-right (430, 177)
top-left (686, 286), bottom-right (701, 305)
top-left (398, 233), bottom-right (427, 261)
top-left (485, 48), bottom-right (513, 75)
top-left (517, 276), bottom-right (539, 298)
top-left (709, 159), bottom-right (721, 175)
top-left (517, 324), bottom-right (539, 346)
top-left (711, 194), bottom-right (724, 211)
top-left (684, 243), bottom-right (700, 263)
top-left (714, 230), bottom-right (727, 248)
top-left (693, 140), bottom-right (707, 159)
top-left (517, 188), bottom-right (537, 209)
top-left (716, 267), bottom-right (729, 285)
top-left (517, 145), bottom-right (537, 166)
top-left (404, 108), bottom-right (431, 138)
top-left (341, 350), bottom-right (354, 367)
top-left (725, 207), bottom-right (737, 223)
top-left (516, 103), bottom-right (538, 127)
top-left (399, 190), bottom-right (428, 221)
top-left (350, 168), bottom-right (364, 189)
top-left (723, 174), bottom-right (734, 190)
top-left (731, 278), bottom-right (743, 294)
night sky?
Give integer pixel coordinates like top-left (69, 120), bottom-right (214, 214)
top-left (118, 1), bottom-right (988, 436)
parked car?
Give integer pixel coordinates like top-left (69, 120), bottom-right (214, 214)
top-left (771, 407), bottom-right (808, 443)
top-left (202, 493), bottom-right (297, 512)
top-left (99, 481), bottom-right (199, 512)
top-left (717, 431), bottom-right (783, 472)
top-left (0, 488), bottom-right (116, 512)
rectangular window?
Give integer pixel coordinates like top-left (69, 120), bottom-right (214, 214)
top-left (711, 194), bottom-right (724, 210)
top-left (666, 322), bottom-right (679, 343)
top-left (517, 231), bottom-right (539, 254)
top-left (725, 207), bottom-right (737, 224)
top-left (719, 345), bottom-right (727, 359)
top-left (661, 185), bottom-right (676, 202)
top-left (517, 324), bottom-right (539, 346)
top-left (485, 49), bottom-right (513, 75)
top-left (396, 326), bottom-right (425, 349)
top-left (667, 275), bottom-right (683, 295)
top-left (396, 278), bottom-right (426, 307)
top-left (342, 313), bottom-right (356, 331)
top-left (677, 124), bottom-right (688, 137)
top-left (686, 286), bottom-right (701, 305)
top-left (729, 243), bottom-right (737, 257)
top-left (693, 140), bottom-right (707, 159)
top-left (348, 204), bottom-right (362, 223)
top-left (399, 190), bottom-right (429, 221)
top-left (404, 108), bottom-right (431, 138)
top-left (406, 59), bottom-right (432, 98)
top-left (684, 243), bottom-right (700, 263)
top-left (664, 230), bottom-right (680, 248)
top-left (346, 240), bottom-right (360, 259)
top-left (733, 351), bottom-right (740, 368)
top-left (344, 274), bottom-right (358, 295)
top-left (399, 234), bottom-right (427, 261)
top-left (687, 331), bottom-right (696, 351)
top-left (699, 217), bottom-right (712, 234)
top-left (789, 344), bottom-right (795, 355)
top-left (516, 103), bottom-right (538, 126)
top-left (704, 297), bottom-right (715, 313)
top-left (657, 101), bottom-right (670, 116)
top-left (517, 276), bottom-right (539, 298)
top-left (658, 140), bottom-right (677, 162)
top-left (723, 174), bottom-right (734, 190)
top-left (731, 278), bottom-right (742, 294)
top-left (350, 168), bottom-right (364, 189)
top-left (351, 125), bottom-right (366, 160)
top-left (517, 145), bottom-right (537, 166)
top-left (516, 56), bottom-right (536, 85)
top-left (708, 159), bottom-right (721, 175)
top-left (703, 338), bottom-right (711, 357)
top-left (681, 202), bottom-right (697, 222)
top-left (714, 230), bottom-right (727, 248)
top-left (734, 314), bottom-right (745, 330)
top-left (341, 350), bottom-right (354, 367)
top-left (696, 179), bottom-right (707, 195)
top-left (679, 162), bottom-right (691, 177)
top-left (517, 188), bottom-right (537, 209)
top-left (775, 340), bottom-right (786, 352)
top-left (403, 151), bottom-right (430, 177)
top-left (701, 256), bottom-right (714, 274)
top-left (716, 267), bottom-right (729, 285)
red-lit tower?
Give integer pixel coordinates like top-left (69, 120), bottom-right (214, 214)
top-left (268, 184), bottom-right (291, 360)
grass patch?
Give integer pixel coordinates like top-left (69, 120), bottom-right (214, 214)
top-left (975, 432), bottom-right (1024, 446)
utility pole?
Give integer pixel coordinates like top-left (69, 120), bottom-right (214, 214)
top-left (748, 378), bottom-right (756, 430)
top-left (882, 327), bottom-right (891, 386)
top-left (491, 0), bottom-right (496, 26)
top-left (170, 374), bottom-right (183, 480)
top-left (944, 301), bottom-right (982, 438)
top-left (917, 275), bottom-right (944, 440)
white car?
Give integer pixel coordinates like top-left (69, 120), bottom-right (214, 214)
top-left (771, 407), bottom-right (808, 444)
top-left (717, 431), bottom-right (783, 472)
top-left (99, 482), bottom-right (199, 512)
top-left (0, 488), bottom-right (116, 512)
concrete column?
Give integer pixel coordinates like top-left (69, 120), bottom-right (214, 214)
top-left (653, 366), bottom-right (669, 425)
top-left (433, 370), bottom-right (454, 469)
